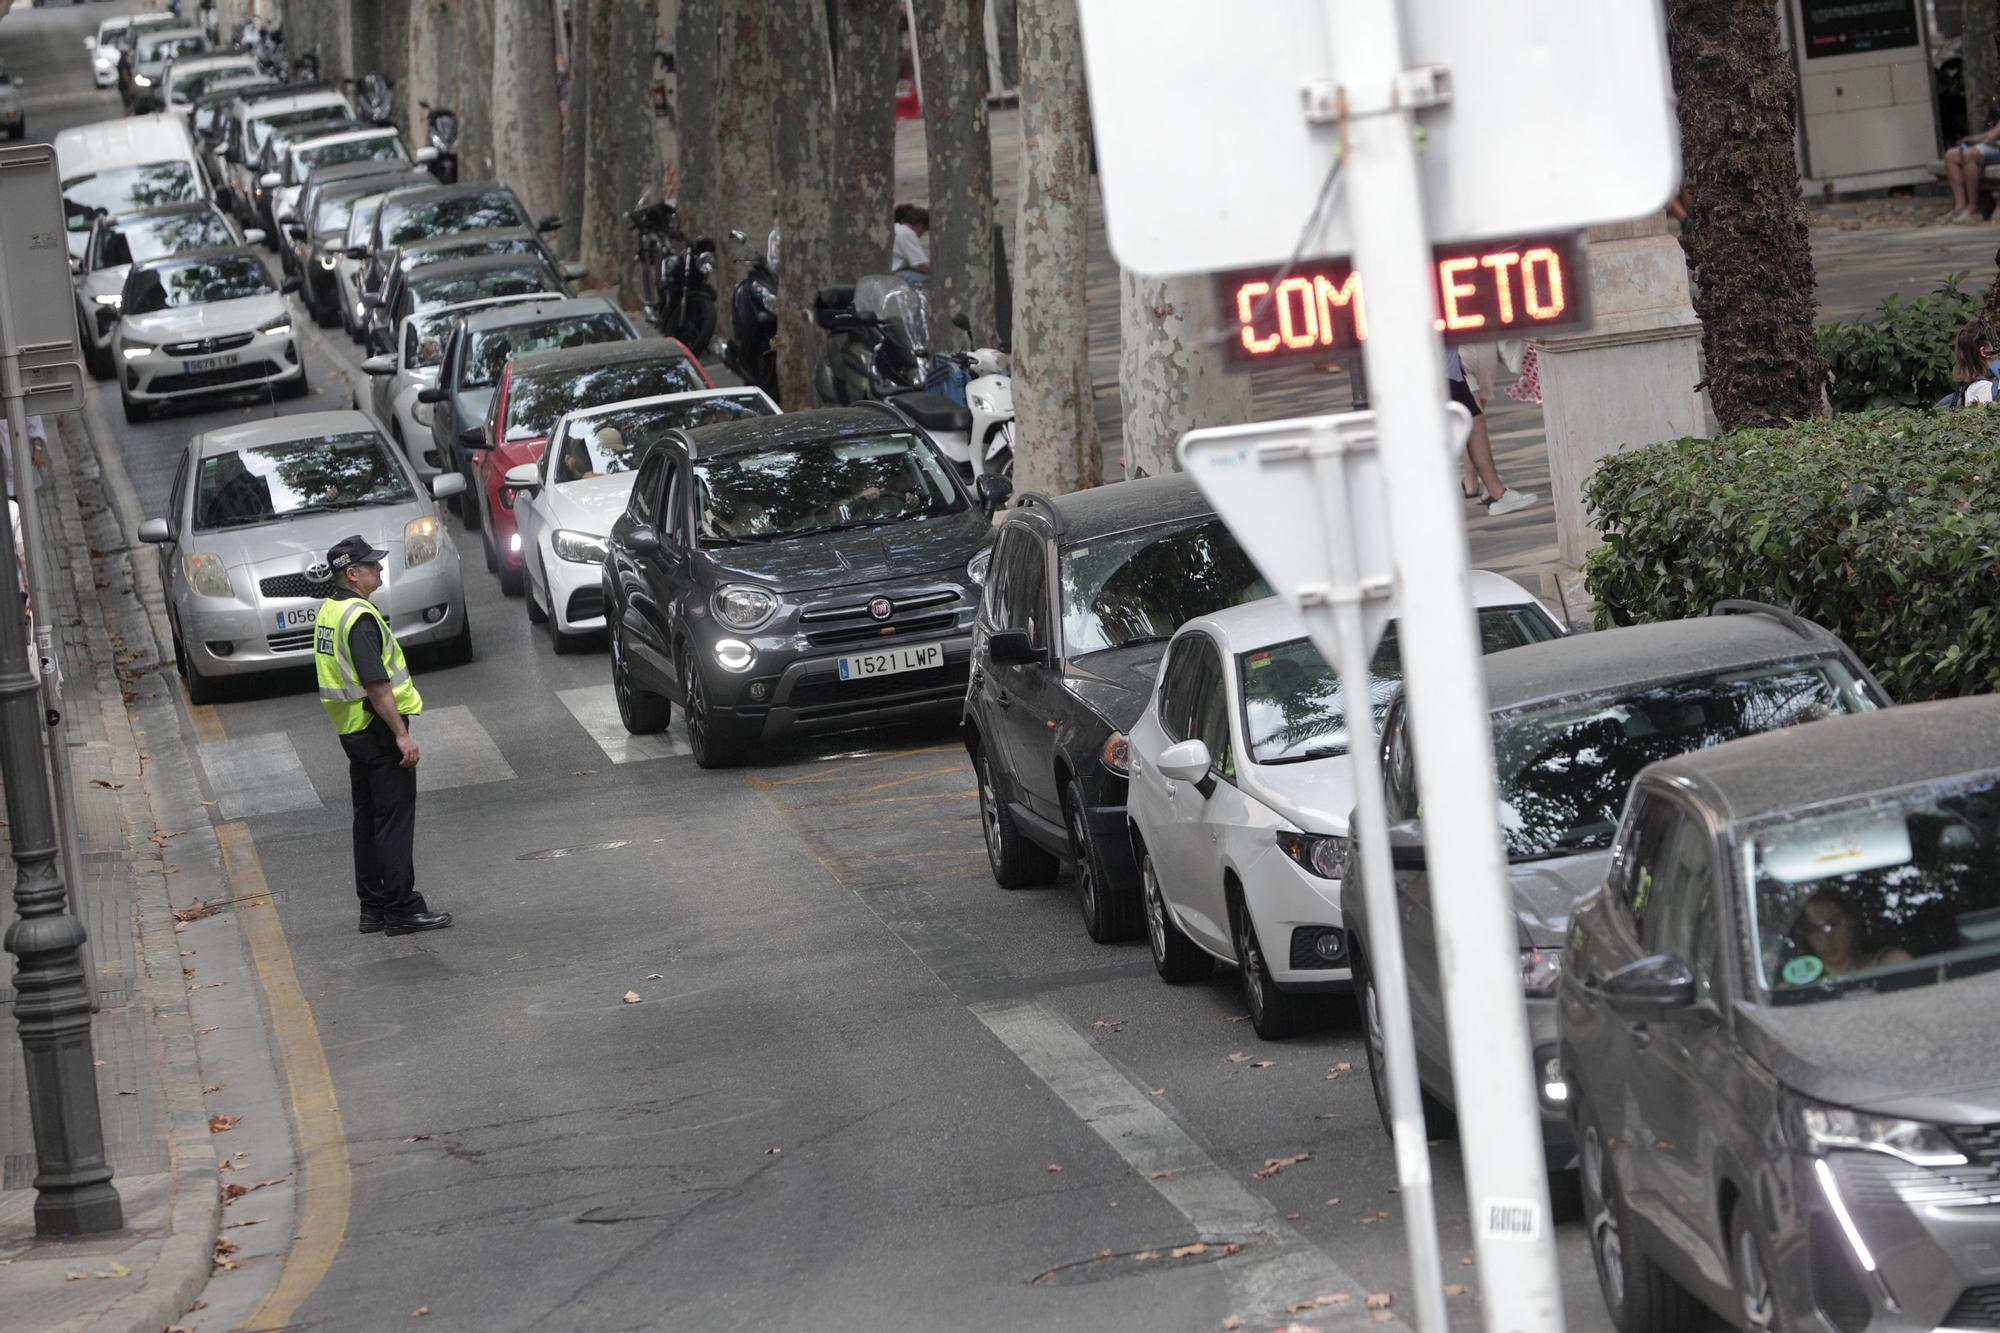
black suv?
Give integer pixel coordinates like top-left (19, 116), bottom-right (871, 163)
top-left (963, 474), bottom-right (1270, 942)
top-left (603, 406), bottom-right (1007, 768)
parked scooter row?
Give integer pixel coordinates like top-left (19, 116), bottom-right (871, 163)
top-left (628, 193), bottom-right (716, 356)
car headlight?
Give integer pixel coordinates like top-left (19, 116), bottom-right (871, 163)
top-left (92, 293), bottom-right (123, 307)
top-left (712, 583), bottom-right (779, 631)
top-left (1794, 1102), bottom-right (1967, 1167)
top-left (318, 253), bottom-right (338, 269)
top-left (551, 529), bottom-right (609, 564)
top-left (404, 515), bottom-right (441, 567)
top-left (1100, 732), bottom-right (1130, 775)
top-left (713, 638), bottom-right (755, 673)
top-left (969, 393), bottom-right (995, 414)
top-left (1276, 830), bottom-right (1348, 880)
top-left (121, 342), bottom-right (156, 360)
top-left (258, 314), bottom-right (291, 336)
top-left (185, 551), bottom-right (234, 598)
top-left (966, 546), bottom-right (993, 586)
top-left (132, 75), bottom-right (152, 87)
top-left (1520, 946), bottom-right (1563, 997)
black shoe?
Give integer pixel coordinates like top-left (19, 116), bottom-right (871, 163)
top-left (358, 911), bottom-right (386, 935)
top-left (383, 910), bottom-right (454, 936)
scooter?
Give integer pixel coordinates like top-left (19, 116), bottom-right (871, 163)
top-left (716, 229), bottom-right (778, 400)
top-left (420, 102), bottom-right (458, 183)
top-left (353, 73), bottom-right (394, 126)
top-left (947, 313), bottom-right (1015, 479)
top-left (629, 195), bottom-right (716, 355)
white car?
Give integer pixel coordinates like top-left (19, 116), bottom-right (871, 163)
top-left (334, 190), bottom-right (390, 339)
top-left (86, 14), bottom-right (178, 91)
top-left (158, 53), bottom-right (261, 114)
top-left (73, 202), bottom-right (254, 381)
top-left (220, 89), bottom-right (353, 220)
top-left (504, 387), bottom-right (779, 651)
top-left (114, 247), bottom-right (305, 423)
top-left (1124, 572), bottom-right (1565, 1039)
top-left (128, 28), bottom-right (210, 111)
top-left (263, 126), bottom-right (423, 234)
top-left (359, 294), bottom-right (550, 479)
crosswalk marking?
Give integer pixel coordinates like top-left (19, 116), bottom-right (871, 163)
top-left (197, 733), bottom-right (324, 820)
top-left (412, 705), bottom-right (518, 792)
top-left (556, 685), bottom-right (692, 764)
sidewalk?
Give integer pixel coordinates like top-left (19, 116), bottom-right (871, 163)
top-left (0, 413), bottom-right (219, 1332)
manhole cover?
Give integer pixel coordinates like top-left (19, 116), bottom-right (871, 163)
top-left (1030, 1239), bottom-right (1247, 1287)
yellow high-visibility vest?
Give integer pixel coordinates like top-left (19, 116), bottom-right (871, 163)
top-left (313, 596), bottom-right (422, 735)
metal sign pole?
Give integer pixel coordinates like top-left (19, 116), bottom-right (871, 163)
top-left (1322, 2), bottom-right (1566, 1330)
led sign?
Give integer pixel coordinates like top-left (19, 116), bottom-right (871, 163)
top-left (1218, 233), bottom-right (1588, 366)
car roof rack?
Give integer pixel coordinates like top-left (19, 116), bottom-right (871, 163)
top-left (1709, 599), bottom-right (1815, 642)
top-left (1014, 492), bottom-right (1065, 535)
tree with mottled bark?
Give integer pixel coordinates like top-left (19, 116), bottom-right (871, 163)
top-left (584, 0), bottom-right (662, 304)
top-left (492, 0), bottom-right (565, 222)
top-left (674, 0), bottom-right (721, 241)
top-left (829, 0), bottom-right (900, 280)
top-left (1011, 0), bottom-right (1099, 495)
top-left (456, 0), bottom-right (498, 183)
top-left (559, 0), bottom-right (594, 263)
top-left (915, 0), bottom-right (999, 344)
top-left (1967, 1), bottom-right (1999, 148)
top-left (1666, 0), bottom-right (1824, 430)
top-left (769, 0), bottom-right (836, 409)
top-left (713, 0), bottom-right (775, 245)
top-left (406, 0), bottom-right (459, 157)
top-left (1117, 275), bottom-right (1250, 477)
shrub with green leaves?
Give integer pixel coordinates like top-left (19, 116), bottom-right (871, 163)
top-left (1582, 409), bottom-right (2000, 700)
top-left (1817, 276), bottom-right (1979, 412)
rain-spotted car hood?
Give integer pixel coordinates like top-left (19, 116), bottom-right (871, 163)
top-left (546, 474), bottom-right (637, 537)
top-left (189, 500), bottom-right (432, 584)
top-left (123, 291), bottom-right (289, 343)
top-left (702, 505), bottom-right (991, 596)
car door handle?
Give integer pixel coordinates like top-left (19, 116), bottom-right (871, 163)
top-left (993, 689), bottom-right (1010, 709)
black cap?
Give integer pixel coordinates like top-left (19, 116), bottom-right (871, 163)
top-left (327, 534), bottom-right (389, 573)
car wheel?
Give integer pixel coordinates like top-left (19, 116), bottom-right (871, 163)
top-left (82, 329), bottom-right (112, 381)
top-left (183, 645), bottom-right (220, 705)
top-left (1233, 892), bottom-right (1316, 1039)
top-left (120, 390), bottom-right (149, 423)
top-left (1354, 942), bottom-right (1456, 1140)
top-left (437, 611), bottom-right (474, 666)
top-left (1731, 1207), bottom-right (1780, 1333)
top-left (610, 624), bottom-right (670, 735)
top-left (1143, 851), bottom-right (1214, 983)
top-left (524, 560), bottom-right (548, 624)
top-left (1579, 1102), bottom-right (1704, 1333)
top-left (497, 554), bottom-right (523, 597)
top-left (683, 655), bottom-right (743, 769)
top-left (1068, 781), bottom-right (1136, 942)
top-left (976, 748), bottom-right (1057, 889)
top-left (481, 521), bottom-right (498, 573)
top-left (460, 467), bottom-right (483, 533)
top-left (7, 124), bottom-right (22, 142)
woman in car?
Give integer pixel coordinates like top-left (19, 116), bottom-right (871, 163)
top-left (1792, 891), bottom-right (1914, 979)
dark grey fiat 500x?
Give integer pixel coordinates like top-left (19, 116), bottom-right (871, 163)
top-left (1561, 696), bottom-right (2000, 1333)
top-left (601, 405), bottom-right (1007, 768)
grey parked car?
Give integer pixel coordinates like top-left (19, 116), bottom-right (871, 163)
top-left (137, 410), bottom-right (470, 702)
top-left (1342, 604), bottom-right (1890, 1173)
top-left (1560, 696), bottom-right (2000, 1333)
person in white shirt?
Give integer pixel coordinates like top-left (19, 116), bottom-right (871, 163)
top-left (0, 413), bottom-right (46, 500)
top-left (1954, 319), bottom-right (1999, 405)
top-left (892, 204), bottom-right (930, 282)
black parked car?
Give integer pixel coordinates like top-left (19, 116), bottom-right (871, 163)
top-left (1343, 605), bottom-right (1889, 1174)
top-left (963, 474), bottom-right (1270, 942)
top-left (1561, 696), bottom-right (2000, 1333)
top-left (603, 406), bottom-right (1007, 768)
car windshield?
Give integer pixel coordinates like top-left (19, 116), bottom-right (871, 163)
top-left (312, 195), bottom-right (357, 236)
top-left (462, 313), bottom-right (631, 389)
top-left (1493, 658), bottom-right (1876, 861)
top-left (1745, 773), bottom-right (2000, 1006)
top-left (553, 394), bottom-right (775, 484)
top-left (196, 85), bottom-right (272, 136)
top-left (1061, 517), bottom-right (1269, 656)
top-left (504, 356), bottom-right (704, 441)
top-left (344, 196), bottom-right (383, 249)
top-left (692, 432), bottom-right (964, 542)
top-left (250, 105), bottom-right (347, 155)
top-left (171, 64), bottom-right (255, 102)
top-left (128, 254), bottom-right (271, 312)
top-left (1241, 606), bottom-right (1560, 764)
top-left (92, 209), bottom-right (234, 269)
top-left (297, 135), bottom-right (406, 177)
top-left (409, 264), bottom-right (555, 316)
top-left (140, 33), bottom-right (207, 63)
top-left (406, 237), bottom-right (540, 273)
top-left (383, 190), bottom-right (526, 246)
top-left (63, 162), bottom-right (201, 233)
top-left (192, 432), bottom-right (415, 531)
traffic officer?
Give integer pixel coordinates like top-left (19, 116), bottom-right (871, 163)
top-left (313, 535), bottom-right (453, 936)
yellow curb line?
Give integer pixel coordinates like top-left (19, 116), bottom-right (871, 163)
top-left (217, 821), bottom-right (351, 1327)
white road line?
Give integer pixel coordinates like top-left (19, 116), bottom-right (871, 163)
top-left (973, 999), bottom-right (1398, 1329)
top-left (557, 684), bottom-right (691, 764)
top-left (412, 704), bottom-right (517, 792)
top-left (197, 733), bottom-right (323, 819)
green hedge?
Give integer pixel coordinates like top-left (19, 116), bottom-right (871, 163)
top-left (1817, 276), bottom-right (1979, 412)
top-left (1582, 409), bottom-right (2000, 701)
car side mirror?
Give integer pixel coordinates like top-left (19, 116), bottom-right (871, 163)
top-left (501, 462), bottom-right (539, 498)
top-left (560, 260), bottom-right (588, 281)
top-left (258, 170), bottom-right (281, 189)
top-left (1157, 738), bottom-right (1212, 786)
top-left (536, 214), bottom-right (562, 234)
top-left (974, 472), bottom-right (1012, 511)
top-left (362, 292), bottom-right (382, 308)
top-left (280, 276), bottom-right (301, 294)
top-left (1600, 954), bottom-right (1696, 1019)
top-left (83, 36), bottom-right (96, 50)
top-left (245, 228), bottom-right (266, 245)
top-left (137, 517), bottom-right (172, 544)
top-left (987, 627), bottom-right (1042, 667)
top-left (345, 245), bottom-right (368, 260)
top-left (458, 426), bottom-right (487, 450)
top-left (414, 146), bottom-right (440, 164)
top-left (623, 524), bottom-right (659, 555)
top-left (417, 386), bottom-right (448, 404)
top-left (430, 471), bottom-right (467, 500)
top-left (1387, 818), bottom-right (1426, 871)
top-left (951, 311), bottom-right (972, 335)
top-left (361, 354), bottom-right (395, 375)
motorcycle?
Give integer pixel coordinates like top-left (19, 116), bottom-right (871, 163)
top-left (290, 48), bottom-right (322, 86)
top-left (353, 72), bottom-right (394, 126)
top-left (253, 26), bottom-right (287, 80)
top-left (944, 312), bottom-right (1015, 480)
top-left (717, 229), bottom-right (778, 400)
top-left (420, 101), bottom-right (459, 183)
top-left (629, 193), bottom-right (716, 355)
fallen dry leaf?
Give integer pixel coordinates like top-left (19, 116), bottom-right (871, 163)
top-left (1444, 1283), bottom-right (1469, 1296)
top-left (93, 1059), bottom-right (105, 1067)
top-left (645, 973), bottom-right (663, 980)
top-left (208, 1113), bottom-right (240, 1133)
top-left (1149, 1170), bottom-right (1172, 1180)
top-left (412, 1306), bottom-right (431, 1318)
top-left (1225, 1052), bottom-right (1253, 1063)
top-left (186, 1301), bottom-right (208, 1313)
top-left (63, 1270), bottom-right (87, 1282)
top-left (203, 1085), bottom-right (223, 1094)
top-left (1170, 1242), bottom-right (1207, 1258)
top-left (621, 991), bottom-right (641, 1004)
top-left (1222, 1014), bottom-right (1249, 1023)
top-left (1250, 1059), bottom-right (1275, 1069)
top-left (1286, 1299), bottom-right (1318, 1313)
top-left (1149, 1087), bottom-right (1165, 1096)
top-left (1254, 1152), bottom-right (1312, 1179)
top-left (402, 1134), bottom-right (432, 1143)
top-left (93, 1260), bottom-right (130, 1279)
top-left (173, 898), bottom-right (219, 923)
top-left (1325, 1197), bottom-right (1341, 1206)
top-left (1372, 1312), bottom-right (1395, 1324)
top-left (766, 1147), bottom-right (783, 1156)
top-left (90, 779), bottom-right (122, 789)
top-left (1364, 1292), bottom-right (1393, 1310)
top-left (116, 1089), bottom-right (136, 1096)
top-left (1222, 1318), bottom-right (1247, 1331)
top-left (222, 1184), bottom-right (248, 1202)
top-left (1133, 1250), bottom-right (1159, 1261)
top-left (1044, 1163), bottom-right (1062, 1173)
top-left (217, 1159), bottom-right (240, 1172)
top-left (1460, 1256), bottom-right (1474, 1266)
top-left (1315, 1292), bottom-right (1352, 1307)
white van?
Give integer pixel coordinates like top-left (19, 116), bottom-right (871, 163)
top-left (53, 116), bottom-right (212, 263)
top-left (220, 89), bottom-right (353, 219)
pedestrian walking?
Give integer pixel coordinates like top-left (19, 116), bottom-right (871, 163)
top-left (1448, 347), bottom-right (1537, 515)
top-left (313, 535), bottom-right (453, 937)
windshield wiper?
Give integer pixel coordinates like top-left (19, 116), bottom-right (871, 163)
top-left (282, 497), bottom-right (402, 518)
top-left (1261, 743), bottom-right (1348, 766)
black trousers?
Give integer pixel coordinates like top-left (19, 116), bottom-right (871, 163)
top-left (339, 714), bottom-right (428, 918)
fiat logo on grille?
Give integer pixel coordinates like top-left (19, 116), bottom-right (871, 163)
top-left (305, 562), bottom-right (332, 583)
top-left (868, 597), bottom-right (894, 621)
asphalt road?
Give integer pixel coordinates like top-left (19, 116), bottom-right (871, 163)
top-left (6, 6), bottom-right (1632, 1329)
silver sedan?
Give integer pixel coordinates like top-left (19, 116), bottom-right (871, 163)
top-left (138, 410), bottom-right (470, 703)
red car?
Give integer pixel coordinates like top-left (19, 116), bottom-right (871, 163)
top-left (473, 339), bottom-right (710, 592)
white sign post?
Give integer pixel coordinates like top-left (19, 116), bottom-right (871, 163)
top-left (1083, 2), bottom-right (1682, 1330)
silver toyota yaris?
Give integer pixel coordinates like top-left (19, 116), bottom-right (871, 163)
top-left (139, 410), bottom-right (470, 702)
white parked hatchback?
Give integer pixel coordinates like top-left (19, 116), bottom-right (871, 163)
top-left (115, 247), bottom-right (304, 422)
top-left (1124, 572), bottom-right (1564, 1039)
